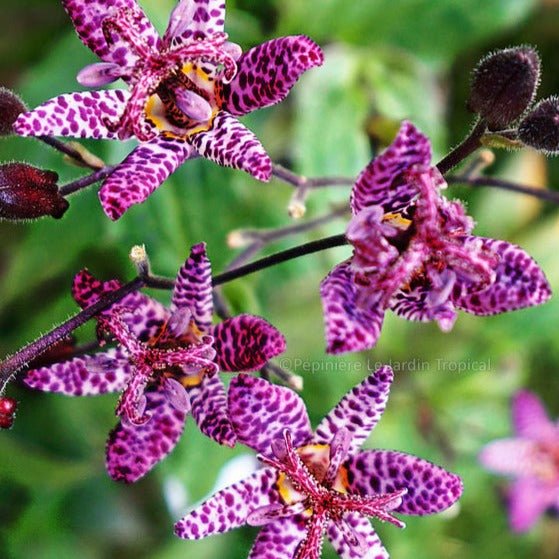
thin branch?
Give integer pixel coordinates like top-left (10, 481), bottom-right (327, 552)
top-left (59, 165), bottom-right (117, 196)
top-left (39, 136), bottom-right (101, 171)
top-left (271, 163), bottom-right (354, 189)
top-left (0, 277), bottom-right (144, 391)
top-left (447, 174), bottom-right (559, 204)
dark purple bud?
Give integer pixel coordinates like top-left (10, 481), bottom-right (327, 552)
top-left (0, 396), bottom-right (17, 430)
top-left (518, 96), bottom-right (559, 155)
top-left (0, 163), bottom-right (69, 220)
top-left (0, 87), bottom-right (27, 136)
top-left (467, 46), bottom-right (541, 130)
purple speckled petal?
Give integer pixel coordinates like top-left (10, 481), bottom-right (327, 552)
top-left (23, 347), bottom-right (131, 396)
top-left (320, 261), bottom-right (385, 354)
top-left (190, 112), bottom-right (271, 181)
top-left (171, 242), bottom-right (213, 334)
top-left (228, 374), bottom-right (312, 456)
top-left (346, 450), bottom-right (463, 515)
top-left (350, 121), bottom-right (431, 215)
top-left (72, 269), bottom-right (169, 341)
top-left (512, 390), bottom-right (557, 441)
top-left (164, 0), bottom-right (225, 44)
top-left (452, 237), bottom-right (551, 315)
top-left (13, 90), bottom-right (131, 140)
top-left (479, 438), bottom-right (555, 478)
top-left (174, 466), bottom-right (280, 539)
top-left (61, 0), bottom-right (159, 68)
top-left (106, 389), bottom-right (186, 483)
top-left (188, 373), bottom-right (236, 446)
top-left (508, 477), bottom-right (557, 533)
top-left (390, 276), bottom-right (457, 333)
top-left (327, 514), bottom-right (388, 559)
top-left (313, 367), bottom-right (393, 455)
top-left (212, 315), bottom-right (286, 372)
top-left (99, 135), bottom-right (193, 219)
top-left (248, 516), bottom-right (307, 559)
top-left (222, 36), bottom-right (323, 116)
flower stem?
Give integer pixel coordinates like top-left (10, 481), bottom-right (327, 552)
top-left (271, 163), bottom-right (354, 189)
top-left (38, 136), bottom-right (101, 171)
top-left (436, 119), bottom-right (487, 175)
top-left (447, 174), bottom-right (559, 204)
top-left (0, 277), bottom-right (144, 391)
top-left (59, 166), bottom-right (116, 196)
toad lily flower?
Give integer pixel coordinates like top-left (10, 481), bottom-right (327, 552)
top-left (23, 243), bottom-right (285, 482)
top-left (13, 0), bottom-right (323, 219)
top-left (480, 390), bottom-right (559, 532)
top-left (321, 121), bottom-right (551, 354)
top-left (175, 366), bottom-right (463, 558)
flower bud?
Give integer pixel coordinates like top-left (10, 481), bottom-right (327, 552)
top-left (0, 87), bottom-right (27, 136)
top-left (0, 396), bottom-right (17, 430)
top-left (0, 163), bottom-right (69, 220)
top-left (517, 96), bottom-right (559, 155)
top-left (467, 46), bottom-right (541, 130)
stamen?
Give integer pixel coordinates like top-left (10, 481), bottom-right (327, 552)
top-left (77, 62), bottom-right (127, 87)
top-left (163, 377), bottom-right (191, 413)
top-left (174, 89), bottom-right (213, 122)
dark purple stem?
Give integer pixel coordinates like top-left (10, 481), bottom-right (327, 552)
top-left (272, 163), bottom-right (354, 188)
top-left (59, 166), bottom-right (117, 196)
top-left (447, 174), bottom-right (559, 204)
top-left (437, 119), bottom-right (488, 175)
top-left (38, 136), bottom-right (101, 171)
top-left (0, 277), bottom-right (144, 391)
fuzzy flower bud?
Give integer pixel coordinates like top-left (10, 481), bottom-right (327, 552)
top-left (0, 163), bottom-right (69, 220)
top-left (0, 87), bottom-right (27, 136)
top-left (0, 396), bottom-right (17, 430)
top-left (467, 46), bottom-right (541, 130)
top-left (518, 96), bottom-right (559, 155)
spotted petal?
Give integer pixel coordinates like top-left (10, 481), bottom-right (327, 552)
top-left (212, 315), bottom-right (286, 372)
top-left (452, 237), bottom-right (551, 315)
top-left (106, 389), bottom-right (186, 483)
top-left (188, 373), bottom-right (236, 446)
top-left (174, 467), bottom-right (280, 539)
top-left (346, 450), bottom-right (463, 515)
top-left (222, 36), bottom-right (323, 117)
top-left (313, 367), bottom-right (393, 455)
top-left (61, 0), bottom-right (160, 68)
top-left (327, 514), bottom-right (388, 559)
top-left (479, 438), bottom-right (553, 478)
top-left (190, 112), bottom-right (271, 181)
top-left (13, 90), bottom-right (130, 140)
top-left (164, 0), bottom-right (225, 45)
top-left (228, 374), bottom-right (312, 456)
top-left (23, 347), bottom-right (131, 396)
top-left (248, 516), bottom-right (307, 559)
top-left (72, 269), bottom-right (169, 341)
top-left (512, 390), bottom-right (557, 441)
top-left (99, 136), bottom-right (193, 219)
top-left (350, 121), bottom-right (431, 215)
top-left (320, 261), bottom-right (385, 354)
top-left (172, 242), bottom-right (213, 334)
top-left (508, 477), bottom-right (558, 532)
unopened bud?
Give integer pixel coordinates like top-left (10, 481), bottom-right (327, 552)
top-left (129, 244), bottom-right (151, 276)
top-left (467, 46), bottom-right (541, 130)
top-left (518, 96), bottom-right (559, 155)
top-left (0, 396), bottom-right (17, 430)
top-left (0, 88), bottom-right (27, 136)
top-left (0, 163), bottom-right (69, 220)
top-left (227, 230), bottom-right (254, 249)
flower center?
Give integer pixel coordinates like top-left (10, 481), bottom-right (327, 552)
top-left (96, 8), bottom-right (238, 141)
top-left (250, 430), bottom-right (406, 558)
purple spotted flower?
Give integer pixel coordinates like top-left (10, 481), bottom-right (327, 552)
top-left (480, 390), bottom-right (559, 532)
top-left (23, 243), bottom-right (285, 482)
top-left (321, 121), bottom-right (551, 354)
top-left (175, 366), bottom-right (463, 558)
top-left (14, 0), bottom-right (323, 219)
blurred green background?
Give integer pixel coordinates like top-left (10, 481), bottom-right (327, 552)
top-left (2, 0), bottom-right (559, 557)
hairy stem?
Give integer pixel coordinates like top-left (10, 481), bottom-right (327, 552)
top-left (436, 119), bottom-right (487, 175)
top-left (0, 277), bottom-right (144, 391)
top-left (59, 166), bottom-right (117, 196)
